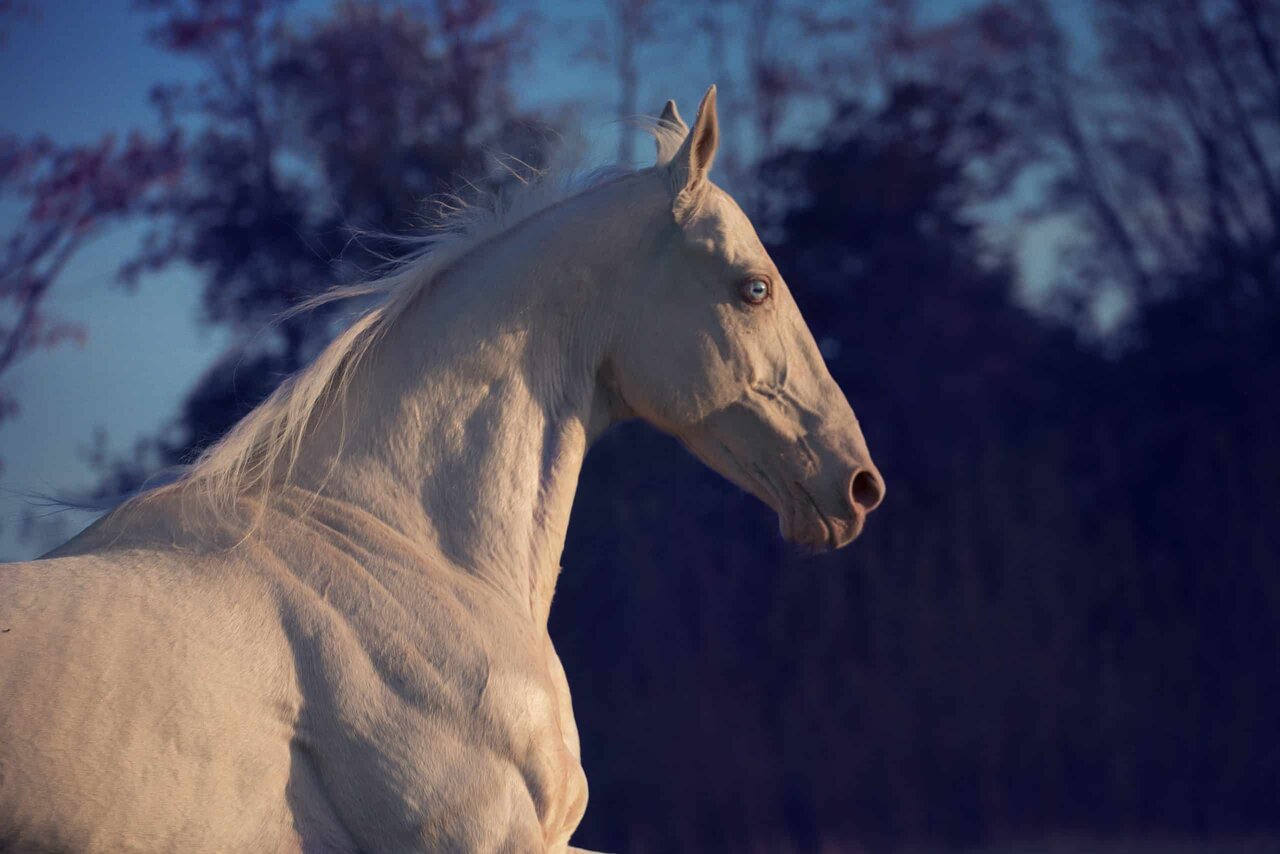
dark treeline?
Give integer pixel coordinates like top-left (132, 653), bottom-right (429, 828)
top-left (559, 79), bottom-right (1280, 850)
top-left (562, 3), bottom-right (1280, 848)
top-left (2, 0), bottom-right (1278, 850)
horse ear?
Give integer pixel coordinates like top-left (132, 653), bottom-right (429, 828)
top-left (654, 99), bottom-right (689, 164)
top-left (658, 99), bottom-right (688, 135)
top-left (667, 86), bottom-right (719, 207)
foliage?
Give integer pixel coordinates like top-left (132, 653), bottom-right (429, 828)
top-left (109, 0), bottom-right (549, 479)
top-left (0, 130), bottom-right (181, 470)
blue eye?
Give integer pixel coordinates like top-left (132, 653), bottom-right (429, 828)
top-left (741, 277), bottom-right (770, 305)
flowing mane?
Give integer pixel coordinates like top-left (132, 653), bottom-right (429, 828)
top-left (130, 119), bottom-right (689, 523)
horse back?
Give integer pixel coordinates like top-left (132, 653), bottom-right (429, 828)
top-left (0, 549), bottom-right (305, 853)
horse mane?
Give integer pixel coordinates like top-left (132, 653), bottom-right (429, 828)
top-left (119, 118), bottom-right (688, 529)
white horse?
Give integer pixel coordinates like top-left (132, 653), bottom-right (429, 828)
top-left (0, 88), bottom-right (883, 853)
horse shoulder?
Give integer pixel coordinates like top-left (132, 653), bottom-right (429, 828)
top-left (268, 539), bottom-right (587, 852)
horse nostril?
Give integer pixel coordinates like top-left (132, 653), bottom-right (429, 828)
top-left (850, 469), bottom-right (885, 514)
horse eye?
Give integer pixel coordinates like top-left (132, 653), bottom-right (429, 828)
top-left (741, 278), bottom-right (770, 305)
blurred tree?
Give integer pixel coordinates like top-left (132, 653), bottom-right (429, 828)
top-left (0, 0), bottom-right (35, 44)
top-left (694, 0), bottom-right (863, 210)
top-left (97, 0), bottom-right (548, 483)
top-left (0, 132), bottom-right (179, 427)
top-left (579, 0), bottom-right (666, 165)
top-left (0, 128), bottom-right (180, 489)
top-left (0, 3), bottom-right (174, 544)
top-left (877, 0), bottom-right (1280, 331)
top-left (1081, 0), bottom-right (1280, 315)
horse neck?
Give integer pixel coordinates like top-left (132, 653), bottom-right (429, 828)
top-left (291, 172), bottom-right (665, 624)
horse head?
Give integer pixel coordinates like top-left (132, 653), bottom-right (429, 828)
top-left (607, 87), bottom-right (885, 550)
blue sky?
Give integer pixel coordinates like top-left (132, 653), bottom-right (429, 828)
top-left (0, 1), bottom-right (208, 557)
top-left (0, 0), bottom-right (1083, 559)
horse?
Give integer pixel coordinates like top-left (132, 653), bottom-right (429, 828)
top-left (0, 87), bottom-right (884, 853)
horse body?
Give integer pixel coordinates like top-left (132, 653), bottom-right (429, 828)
top-left (0, 89), bottom-right (883, 852)
top-left (0, 543), bottom-right (301, 852)
top-left (3, 488), bottom-right (587, 852)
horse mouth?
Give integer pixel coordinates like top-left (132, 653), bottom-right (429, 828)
top-left (791, 480), bottom-right (863, 551)
top-left (683, 434), bottom-right (864, 551)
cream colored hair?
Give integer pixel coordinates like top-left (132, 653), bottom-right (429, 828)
top-left (137, 116), bottom-right (689, 525)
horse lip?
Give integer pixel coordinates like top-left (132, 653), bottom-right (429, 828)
top-left (692, 435), bottom-right (851, 550)
top-left (793, 480), bottom-right (837, 551)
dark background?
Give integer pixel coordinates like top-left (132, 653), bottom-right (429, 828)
top-left (2, 1), bottom-right (1278, 851)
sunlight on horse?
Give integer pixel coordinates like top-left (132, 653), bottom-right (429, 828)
top-left (0, 87), bottom-right (883, 853)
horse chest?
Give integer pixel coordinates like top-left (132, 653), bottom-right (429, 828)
top-left (287, 579), bottom-right (587, 851)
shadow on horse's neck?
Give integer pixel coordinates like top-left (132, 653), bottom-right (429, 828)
top-left (289, 172), bottom-right (663, 624)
